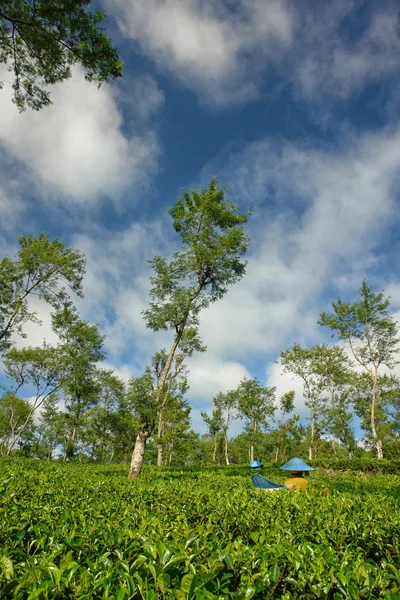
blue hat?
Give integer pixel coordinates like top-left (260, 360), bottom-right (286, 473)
top-left (249, 460), bottom-right (263, 468)
top-left (280, 457), bottom-right (314, 471)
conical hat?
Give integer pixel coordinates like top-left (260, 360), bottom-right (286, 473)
top-left (280, 457), bottom-right (314, 471)
top-left (249, 460), bottom-right (263, 468)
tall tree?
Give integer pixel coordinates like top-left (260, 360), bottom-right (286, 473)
top-left (2, 344), bottom-right (61, 454)
top-left (128, 179), bottom-right (251, 479)
top-left (273, 390), bottom-right (295, 462)
top-left (213, 391), bottom-right (237, 466)
top-left (152, 336), bottom-right (199, 468)
top-left (0, 392), bottom-right (34, 455)
top-left (353, 372), bottom-right (400, 456)
top-left (81, 369), bottom-right (126, 462)
top-left (280, 343), bottom-right (351, 460)
top-left (35, 394), bottom-right (61, 459)
top-left (235, 378), bottom-right (276, 462)
top-left (201, 406), bottom-right (224, 463)
top-left (126, 368), bottom-right (157, 477)
top-left (0, 233), bottom-right (85, 354)
top-left (0, 0), bottom-right (122, 111)
top-left (52, 305), bottom-right (105, 458)
top-left (161, 396), bottom-right (193, 466)
top-left (319, 280), bottom-right (400, 458)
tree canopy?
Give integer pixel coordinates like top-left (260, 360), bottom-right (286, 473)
top-left (0, 233), bottom-right (85, 354)
top-left (0, 0), bottom-right (122, 111)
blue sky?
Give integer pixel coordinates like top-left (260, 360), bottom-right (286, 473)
top-left (1, 0), bottom-right (400, 437)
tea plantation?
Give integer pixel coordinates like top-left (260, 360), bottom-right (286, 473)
top-left (0, 461), bottom-right (399, 599)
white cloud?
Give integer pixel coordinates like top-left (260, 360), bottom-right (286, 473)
top-left (0, 65), bottom-right (160, 205)
top-left (117, 75), bottom-right (165, 122)
top-left (292, 2), bottom-right (400, 110)
top-left (196, 126), bottom-right (400, 359)
top-left (11, 297), bottom-right (59, 350)
top-left (266, 359), bottom-right (307, 418)
top-left (104, 0), bottom-right (293, 106)
top-left (187, 353), bottom-right (251, 400)
top-left (102, 0), bottom-right (400, 112)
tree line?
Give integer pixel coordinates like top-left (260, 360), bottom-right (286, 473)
top-left (1, 181), bottom-right (400, 472)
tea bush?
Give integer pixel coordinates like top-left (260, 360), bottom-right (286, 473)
top-left (309, 458), bottom-right (400, 474)
top-left (0, 460), bottom-right (399, 599)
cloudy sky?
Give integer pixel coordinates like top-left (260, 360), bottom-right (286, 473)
top-left (1, 0), bottom-right (400, 436)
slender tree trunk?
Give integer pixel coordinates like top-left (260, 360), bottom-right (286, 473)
top-left (224, 430), bottom-right (229, 465)
top-left (370, 369), bottom-right (383, 459)
top-left (249, 440), bottom-right (254, 463)
top-left (156, 352), bottom-right (183, 468)
top-left (212, 436), bottom-right (217, 462)
top-left (128, 430), bottom-right (151, 479)
top-left (6, 392), bottom-right (46, 456)
top-left (275, 444), bottom-right (279, 462)
top-left (309, 413), bottom-right (315, 461)
top-left (157, 408), bottom-right (164, 467)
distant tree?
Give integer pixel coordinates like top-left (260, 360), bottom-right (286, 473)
top-left (152, 343), bottom-right (195, 468)
top-left (353, 372), bottom-right (400, 456)
top-left (201, 406), bottom-right (224, 463)
top-left (126, 368), bottom-right (157, 475)
top-left (0, 233), bottom-right (85, 354)
top-left (319, 280), bottom-right (400, 458)
top-left (2, 344), bottom-right (61, 454)
top-left (161, 396), bottom-right (193, 466)
top-left (0, 392), bottom-right (34, 455)
top-left (323, 377), bottom-right (356, 458)
top-left (81, 370), bottom-right (126, 462)
top-left (35, 394), bottom-right (61, 459)
top-left (213, 390), bottom-right (237, 466)
top-left (0, 0), bottom-right (122, 111)
top-left (52, 305), bottom-right (105, 458)
top-left (273, 390), bottom-right (295, 462)
top-left (235, 378), bottom-right (276, 462)
top-left (128, 179), bottom-right (251, 479)
top-left (280, 344), bottom-right (351, 460)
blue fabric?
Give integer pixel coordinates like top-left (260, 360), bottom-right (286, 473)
top-left (249, 461), bottom-right (263, 468)
top-left (252, 474), bottom-right (289, 490)
top-left (279, 457), bottom-right (315, 471)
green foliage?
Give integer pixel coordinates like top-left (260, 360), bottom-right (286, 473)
top-left (0, 0), bottom-right (122, 111)
top-left (143, 179), bottom-right (251, 334)
top-left (0, 233), bottom-right (85, 353)
top-left (126, 369), bottom-right (157, 433)
top-left (236, 378), bottom-right (276, 432)
top-left (51, 306), bottom-right (106, 457)
top-left (319, 280), bottom-right (400, 370)
top-left (319, 280), bottom-right (400, 459)
top-left (0, 393), bottom-right (33, 455)
top-left (309, 457), bottom-right (400, 474)
top-left (0, 461), bottom-right (399, 598)
top-left (280, 344), bottom-right (352, 459)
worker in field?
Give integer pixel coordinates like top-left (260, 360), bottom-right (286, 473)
top-left (280, 457), bottom-right (315, 491)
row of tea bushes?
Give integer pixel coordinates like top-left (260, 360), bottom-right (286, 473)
top-left (308, 458), bottom-right (400, 474)
top-left (0, 460), bottom-right (399, 598)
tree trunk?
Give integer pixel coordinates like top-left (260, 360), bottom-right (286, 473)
top-left (212, 437), bottom-right (217, 462)
top-left (370, 370), bottom-right (383, 459)
top-left (224, 431), bottom-right (229, 465)
top-left (309, 413), bottom-right (315, 461)
top-left (157, 408), bottom-right (164, 467)
top-left (249, 440), bottom-right (254, 463)
top-left (128, 430), bottom-right (151, 479)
